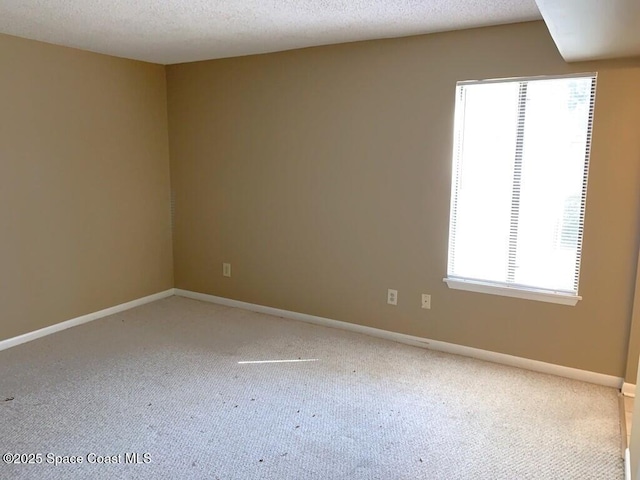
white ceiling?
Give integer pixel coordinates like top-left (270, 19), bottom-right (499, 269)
top-left (536, 0), bottom-right (640, 62)
top-left (1, 1), bottom-right (639, 65)
top-left (0, 0), bottom-right (542, 64)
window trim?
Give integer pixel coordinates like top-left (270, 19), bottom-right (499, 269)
top-left (444, 73), bottom-right (596, 306)
top-left (443, 277), bottom-right (581, 306)
top-left (457, 72), bottom-right (598, 87)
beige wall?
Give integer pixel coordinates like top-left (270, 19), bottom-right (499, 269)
top-left (0, 33), bottom-right (173, 340)
top-left (2, 21), bottom-right (638, 381)
top-left (626, 253), bottom-right (640, 384)
top-left (167, 21), bottom-right (640, 378)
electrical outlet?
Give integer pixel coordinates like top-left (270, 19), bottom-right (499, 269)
top-left (223, 263), bottom-right (231, 277)
top-left (421, 294), bottom-right (431, 309)
top-left (387, 289), bottom-right (398, 306)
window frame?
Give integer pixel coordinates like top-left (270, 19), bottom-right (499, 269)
top-left (443, 73), bottom-right (597, 306)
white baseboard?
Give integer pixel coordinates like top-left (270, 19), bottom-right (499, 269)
top-left (175, 289), bottom-right (623, 389)
top-left (623, 382), bottom-right (636, 398)
top-left (0, 289), bottom-right (175, 352)
top-left (625, 448), bottom-right (631, 480)
top-left (6, 287), bottom-right (621, 390)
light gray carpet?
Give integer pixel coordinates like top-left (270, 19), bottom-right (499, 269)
top-left (0, 296), bottom-right (623, 479)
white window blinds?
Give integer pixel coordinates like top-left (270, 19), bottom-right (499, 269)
top-left (446, 74), bottom-right (597, 304)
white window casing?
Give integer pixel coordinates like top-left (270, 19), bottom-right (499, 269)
top-left (445, 73), bottom-right (597, 305)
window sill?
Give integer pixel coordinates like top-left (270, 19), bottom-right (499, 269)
top-left (443, 277), bottom-right (581, 306)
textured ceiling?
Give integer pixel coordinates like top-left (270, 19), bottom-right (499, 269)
top-left (0, 0), bottom-right (541, 64)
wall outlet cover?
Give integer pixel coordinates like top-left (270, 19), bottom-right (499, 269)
top-left (387, 289), bottom-right (398, 306)
top-left (422, 294), bottom-right (431, 309)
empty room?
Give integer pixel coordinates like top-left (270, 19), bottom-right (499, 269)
top-left (2, 0), bottom-right (640, 478)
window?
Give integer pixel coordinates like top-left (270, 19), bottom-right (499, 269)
top-left (445, 74), bottom-right (597, 306)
